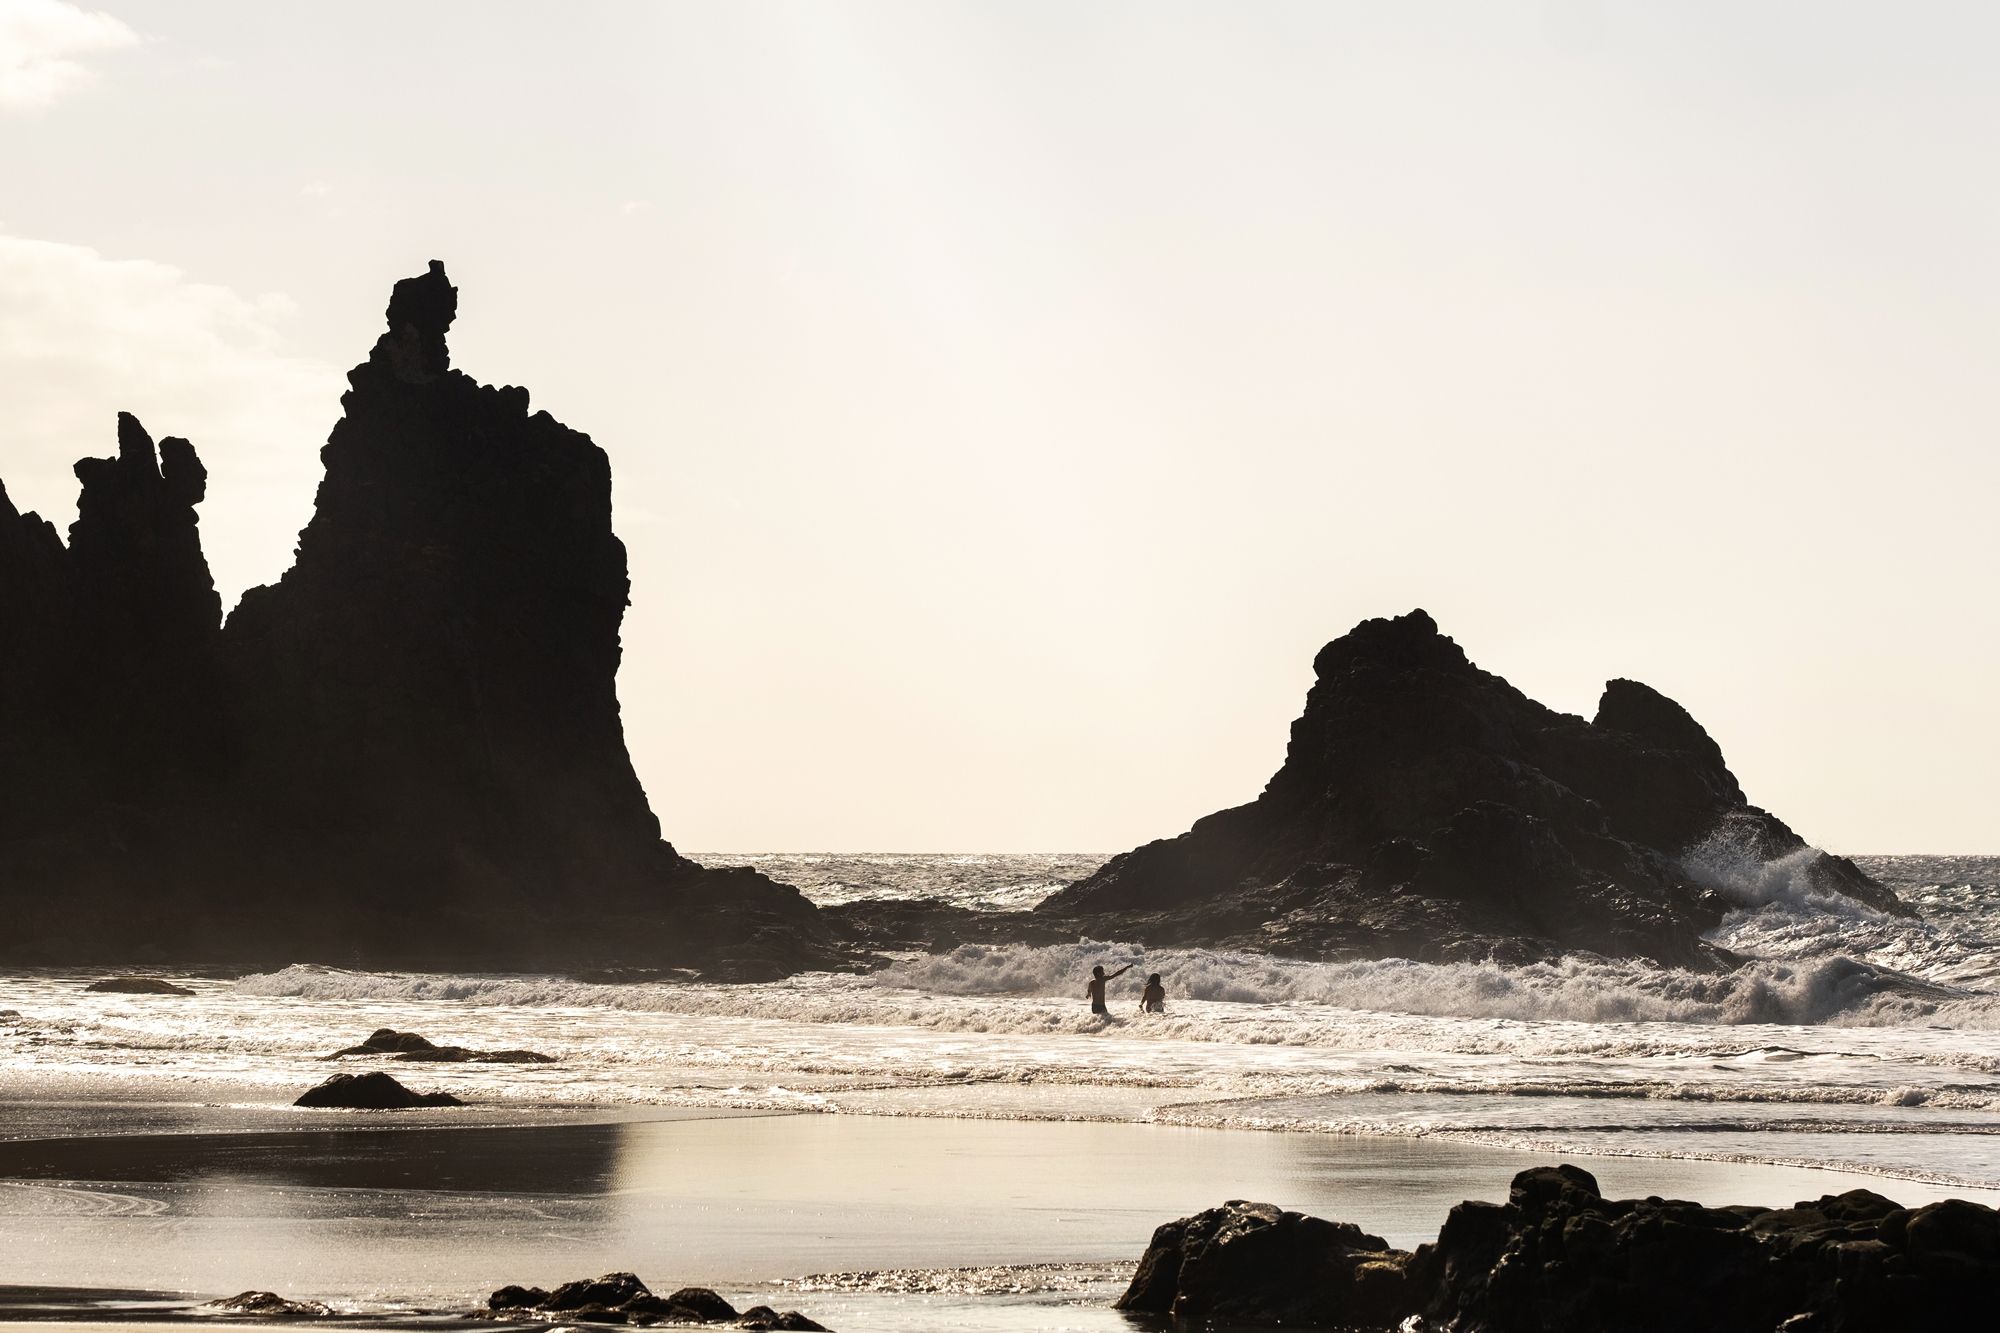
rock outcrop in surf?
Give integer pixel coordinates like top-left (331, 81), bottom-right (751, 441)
top-left (1039, 610), bottom-right (1903, 968)
top-left (0, 262), bottom-right (832, 978)
top-left (487, 1272), bottom-right (829, 1329)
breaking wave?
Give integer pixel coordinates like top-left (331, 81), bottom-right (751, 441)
top-left (1682, 828), bottom-right (1856, 912)
top-left (234, 938), bottom-right (2000, 1034)
top-left (16, 854), bottom-right (2000, 1194)
top-left (873, 942), bottom-right (1990, 1028)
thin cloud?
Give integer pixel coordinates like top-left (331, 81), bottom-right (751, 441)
top-left (0, 0), bottom-right (139, 110)
top-left (0, 230), bottom-right (340, 606)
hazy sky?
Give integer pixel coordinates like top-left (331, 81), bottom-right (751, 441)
top-left (1, 1), bottom-right (1993, 853)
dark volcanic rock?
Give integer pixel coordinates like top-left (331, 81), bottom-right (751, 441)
top-left (328, 1028), bottom-right (439, 1055)
top-left (0, 416), bottom-right (228, 950)
top-left (199, 1291), bottom-right (333, 1318)
top-left (735, 1308), bottom-right (828, 1331)
top-left (1042, 610), bottom-right (1904, 967)
top-left (820, 898), bottom-right (1078, 956)
top-left (293, 1070), bottom-right (462, 1109)
top-left (1127, 1168), bottom-right (2000, 1332)
top-left (395, 1046), bottom-right (555, 1063)
top-left (0, 263), bottom-right (838, 978)
top-left (543, 1273), bottom-right (652, 1312)
top-left (485, 1276), bottom-right (822, 1328)
top-left (488, 1285), bottom-right (550, 1311)
top-left (658, 1288), bottom-right (738, 1321)
top-left (84, 976), bottom-right (195, 995)
top-left (325, 1027), bottom-right (554, 1063)
top-left (1116, 1198), bottom-right (1410, 1327)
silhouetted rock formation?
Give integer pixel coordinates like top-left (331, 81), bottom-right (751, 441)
top-left (0, 415), bottom-right (229, 933)
top-left (0, 263), bottom-right (834, 978)
top-left (1042, 610), bottom-right (1903, 968)
top-left (293, 1070), bottom-right (461, 1109)
top-left (1122, 1166), bottom-right (2000, 1332)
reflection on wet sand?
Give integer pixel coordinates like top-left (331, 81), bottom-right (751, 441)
top-left (6, 1111), bottom-right (1998, 1310)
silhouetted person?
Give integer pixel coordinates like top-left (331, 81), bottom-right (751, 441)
top-left (1086, 963), bottom-right (1132, 1016)
top-left (1141, 972), bottom-right (1166, 1013)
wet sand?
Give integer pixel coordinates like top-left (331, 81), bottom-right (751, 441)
top-left (4, 1104), bottom-right (1998, 1331)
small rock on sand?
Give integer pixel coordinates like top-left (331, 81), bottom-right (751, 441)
top-left (199, 1291), bottom-right (333, 1318)
top-left (293, 1071), bottom-right (462, 1109)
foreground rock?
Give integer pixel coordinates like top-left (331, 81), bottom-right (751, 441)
top-left (486, 1272), bottom-right (825, 1328)
top-left (293, 1071), bottom-right (462, 1109)
top-left (0, 262), bottom-right (839, 979)
top-left (198, 1291), bottom-right (332, 1318)
top-left (1044, 610), bottom-right (1903, 968)
top-left (84, 976), bottom-right (195, 995)
top-left (326, 1028), bottom-right (554, 1063)
top-left (1117, 1199), bottom-right (1409, 1327)
top-left (1120, 1165), bottom-right (2000, 1331)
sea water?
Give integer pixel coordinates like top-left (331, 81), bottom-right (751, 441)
top-left (3, 852), bottom-right (1999, 1326)
top-left (3, 853), bottom-right (1998, 1188)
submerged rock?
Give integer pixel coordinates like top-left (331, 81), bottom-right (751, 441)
top-left (325, 1028), bottom-right (554, 1063)
top-left (330, 1027), bottom-right (439, 1055)
top-left (395, 1046), bottom-right (555, 1063)
top-left (293, 1071), bottom-right (462, 1109)
top-left (84, 976), bottom-right (195, 995)
top-left (1122, 1166), bottom-right (2000, 1332)
top-left (1043, 610), bottom-right (1904, 967)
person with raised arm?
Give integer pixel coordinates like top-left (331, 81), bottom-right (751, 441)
top-left (1086, 962), bottom-right (1133, 1017)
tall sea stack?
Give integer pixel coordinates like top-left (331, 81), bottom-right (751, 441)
top-left (0, 262), bottom-right (830, 977)
top-left (1040, 610), bottom-right (1903, 967)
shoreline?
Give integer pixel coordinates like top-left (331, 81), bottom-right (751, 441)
top-left (5, 1093), bottom-right (1999, 1300)
top-left (9, 1068), bottom-right (2000, 1197)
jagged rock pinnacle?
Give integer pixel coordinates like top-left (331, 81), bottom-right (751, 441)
top-left (1311, 607), bottom-right (1467, 679)
top-left (371, 259), bottom-right (458, 383)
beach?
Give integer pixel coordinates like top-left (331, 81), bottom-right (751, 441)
top-left (6, 1086), bottom-right (1997, 1333)
top-left (5, 853), bottom-right (2000, 1329)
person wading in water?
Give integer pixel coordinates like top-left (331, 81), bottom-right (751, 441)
top-left (1086, 963), bottom-right (1133, 1017)
top-left (1141, 972), bottom-right (1166, 1013)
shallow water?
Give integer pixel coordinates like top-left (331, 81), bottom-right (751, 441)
top-left (1, 1111), bottom-right (1990, 1327)
top-left (5, 856), bottom-right (2000, 1189)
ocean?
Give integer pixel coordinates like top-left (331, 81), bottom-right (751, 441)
top-left (3, 852), bottom-right (1998, 1328)
top-left (5, 853), bottom-right (1999, 1184)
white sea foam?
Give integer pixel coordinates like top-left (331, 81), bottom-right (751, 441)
top-left (1682, 827), bottom-right (1854, 912)
top-left (873, 941), bottom-right (1989, 1028)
